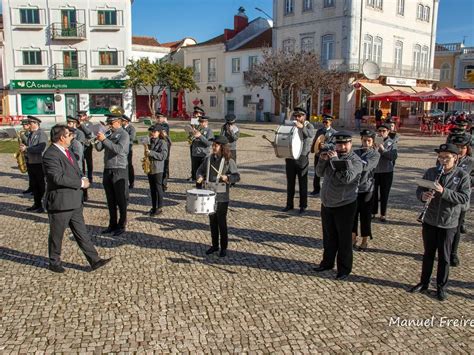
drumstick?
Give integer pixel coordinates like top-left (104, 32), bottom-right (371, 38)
top-left (262, 134), bottom-right (275, 146)
top-left (210, 165), bottom-right (222, 181)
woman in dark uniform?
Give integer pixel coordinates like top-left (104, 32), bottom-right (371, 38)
top-left (196, 136), bottom-right (240, 257)
top-left (410, 143), bottom-right (470, 301)
top-left (352, 130), bottom-right (380, 251)
top-left (145, 125), bottom-right (169, 216)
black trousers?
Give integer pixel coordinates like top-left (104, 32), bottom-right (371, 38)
top-left (191, 156), bottom-right (205, 182)
top-left (29, 163), bottom-right (45, 207)
top-left (48, 207), bottom-right (100, 267)
top-left (313, 155), bottom-right (321, 193)
top-left (103, 168), bottom-right (129, 229)
top-left (26, 162), bottom-right (33, 190)
top-left (352, 192), bottom-right (374, 238)
top-left (163, 160), bottom-right (170, 188)
top-left (148, 173), bottom-right (164, 210)
top-left (372, 171), bottom-right (394, 216)
top-left (320, 201), bottom-right (358, 275)
top-left (209, 202), bottom-right (229, 250)
top-left (127, 147), bottom-right (135, 186)
top-left (189, 145), bottom-right (193, 177)
top-left (420, 223), bottom-right (456, 290)
top-left (285, 156), bottom-right (309, 208)
top-left (82, 145), bottom-right (93, 181)
top-left (451, 210), bottom-right (466, 258)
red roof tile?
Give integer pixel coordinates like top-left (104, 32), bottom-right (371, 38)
top-left (132, 36), bottom-right (161, 47)
top-left (191, 34), bottom-right (226, 47)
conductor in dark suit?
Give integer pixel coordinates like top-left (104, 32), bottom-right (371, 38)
top-left (43, 124), bottom-right (111, 273)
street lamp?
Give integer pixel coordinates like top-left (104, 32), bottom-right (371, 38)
top-left (255, 7), bottom-right (273, 20)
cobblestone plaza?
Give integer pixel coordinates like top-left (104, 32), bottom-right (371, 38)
top-left (1, 122), bottom-right (473, 353)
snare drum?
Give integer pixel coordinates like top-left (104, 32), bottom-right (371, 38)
top-left (274, 124), bottom-right (303, 159)
top-left (186, 189), bottom-right (216, 214)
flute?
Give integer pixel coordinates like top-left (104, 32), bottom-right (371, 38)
top-left (417, 165), bottom-right (444, 223)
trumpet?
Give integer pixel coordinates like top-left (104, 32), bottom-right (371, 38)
top-left (417, 165), bottom-right (444, 223)
top-left (91, 129), bottom-right (112, 145)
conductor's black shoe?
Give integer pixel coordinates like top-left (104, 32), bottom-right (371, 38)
top-left (436, 288), bottom-right (447, 301)
top-left (310, 191), bottom-right (319, 196)
top-left (219, 249), bottom-right (227, 257)
top-left (313, 265), bottom-right (332, 272)
top-left (336, 273), bottom-right (350, 280)
top-left (408, 283), bottom-right (428, 293)
top-left (460, 225), bottom-right (467, 234)
top-left (205, 246), bottom-right (219, 255)
top-left (91, 258), bottom-right (112, 271)
top-left (113, 228), bottom-right (125, 236)
top-left (450, 255), bottom-right (460, 267)
top-left (49, 264), bottom-right (66, 273)
top-left (22, 189), bottom-right (32, 194)
top-left (101, 227), bottom-right (116, 234)
top-left (148, 208), bottom-right (156, 216)
top-left (33, 207), bottom-right (45, 214)
top-left (26, 204), bottom-right (40, 211)
top-left (299, 207), bottom-right (306, 214)
top-left (281, 206), bottom-right (293, 212)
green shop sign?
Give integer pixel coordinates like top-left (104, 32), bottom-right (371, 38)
top-left (9, 79), bottom-right (126, 90)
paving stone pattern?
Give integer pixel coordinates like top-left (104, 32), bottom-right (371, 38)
top-left (1, 122), bottom-right (473, 353)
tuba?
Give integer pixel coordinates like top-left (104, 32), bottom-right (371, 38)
top-left (14, 130), bottom-right (28, 174)
top-left (141, 142), bottom-right (152, 175)
top-left (109, 105), bottom-right (125, 116)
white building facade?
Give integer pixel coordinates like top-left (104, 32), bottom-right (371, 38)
top-left (273, 0), bottom-right (440, 124)
top-left (2, 0), bottom-right (133, 122)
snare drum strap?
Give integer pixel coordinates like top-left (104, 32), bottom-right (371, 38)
top-left (206, 156), bottom-right (225, 184)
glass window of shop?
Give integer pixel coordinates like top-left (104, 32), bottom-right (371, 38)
top-left (89, 94), bottom-right (123, 114)
top-left (21, 94), bottom-right (55, 114)
top-left (319, 90), bottom-right (333, 115)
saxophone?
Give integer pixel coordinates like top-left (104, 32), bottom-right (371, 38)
top-left (141, 142), bottom-right (151, 174)
top-left (14, 130), bottom-right (28, 174)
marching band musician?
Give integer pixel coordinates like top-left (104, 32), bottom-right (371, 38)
top-left (122, 115), bottom-right (136, 189)
top-left (155, 112), bottom-right (171, 191)
top-left (220, 114), bottom-right (239, 162)
top-left (282, 108), bottom-right (315, 214)
top-left (196, 135), bottom-right (240, 257)
top-left (449, 135), bottom-right (473, 266)
top-left (313, 131), bottom-right (363, 280)
top-left (384, 118), bottom-right (400, 144)
top-left (410, 143), bottom-right (470, 301)
top-left (19, 116), bottom-right (48, 213)
top-left (191, 115), bottom-right (213, 187)
top-left (352, 130), bottom-right (380, 251)
top-left (311, 114), bottom-right (337, 196)
top-left (66, 116), bottom-right (85, 162)
top-left (188, 106), bottom-right (205, 182)
top-left (19, 119), bottom-right (33, 195)
top-left (145, 125), bottom-right (169, 216)
top-left (372, 123), bottom-right (398, 223)
top-left (77, 110), bottom-right (94, 183)
top-left (95, 112), bottom-right (130, 236)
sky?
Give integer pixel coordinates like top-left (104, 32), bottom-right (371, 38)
top-left (132, 0), bottom-right (474, 46)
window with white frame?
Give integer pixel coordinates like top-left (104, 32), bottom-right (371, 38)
top-left (284, 0), bottom-right (294, 14)
top-left (22, 50), bottom-right (42, 65)
top-left (324, 0), bottom-right (335, 8)
top-left (98, 10), bottom-right (117, 25)
top-left (232, 58), bottom-right (240, 73)
top-left (20, 8), bottom-right (40, 24)
top-left (375, 0), bottom-right (383, 9)
top-left (440, 63), bottom-right (450, 81)
top-left (282, 39), bottom-right (295, 53)
top-left (413, 44), bottom-right (422, 71)
top-left (208, 58), bottom-right (217, 82)
top-left (363, 35), bottom-right (373, 61)
top-left (373, 37), bottom-right (383, 64)
top-left (99, 51), bottom-right (118, 65)
top-left (321, 34), bottom-right (334, 65)
top-left (248, 56), bottom-right (258, 71)
top-left (243, 95), bottom-right (252, 107)
top-left (192, 59), bottom-right (201, 81)
top-left (397, 0), bottom-right (404, 15)
top-left (394, 41), bottom-right (403, 69)
top-left (463, 65), bottom-right (474, 81)
top-left (210, 96), bottom-right (217, 107)
top-left (303, 0), bottom-right (313, 11)
top-left (421, 46), bottom-right (429, 71)
top-left (423, 6), bottom-right (430, 21)
top-left (367, 0), bottom-right (375, 6)
top-left (417, 4), bottom-right (424, 20)
top-left (301, 36), bottom-right (314, 53)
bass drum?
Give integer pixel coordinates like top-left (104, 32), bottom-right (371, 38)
top-left (274, 125), bottom-right (303, 159)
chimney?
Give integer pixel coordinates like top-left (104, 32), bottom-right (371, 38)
top-left (234, 6), bottom-right (248, 33)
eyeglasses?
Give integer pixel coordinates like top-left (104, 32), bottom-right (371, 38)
top-left (437, 156), bottom-right (455, 162)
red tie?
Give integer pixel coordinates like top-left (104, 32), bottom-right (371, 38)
top-left (65, 149), bottom-right (74, 164)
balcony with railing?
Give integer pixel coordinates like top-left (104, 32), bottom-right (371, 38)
top-left (51, 23), bottom-right (86, 40)
top-left (435, 43), bottom-right (463, 52)
top-left (51, 64), bottom-right (87, 79)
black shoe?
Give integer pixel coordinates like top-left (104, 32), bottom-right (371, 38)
top-left (281, 206), bottom-right (293, 212)
top-left (129, 183), bottom-right (134, 189)
top-left (460, 225), bottom-right (467, 234)
top-left (101, 227), bottom-right (116, 234)
top-left (83, 190), bottom-right (89, 202)
top-left (408, 283), bottom-right (429, 293)
top-left (206, 246), bottom-right (219, 255)
top-left (90, 258), bottom-right (112, 271)
top-left (49, 264), bottom-right (66, 273)
top-left (313, 265), bottom-right (332, 272)
top-left (436, 288), bottom-right (447, 301)
top-left (219, 249), bottom-right (227, 257)
top-left (450, 255), bottom-right (460, 267)
top-left (22, 189), bottom-right (32, 194)
top-left (310, 191), bottom-right (319, 196)
top-left (336, 273), bottom-right (350, 280)
top-left (149, 208), bottom-right (156, 216)
top-left (299, 207), bottom-right (306, 215)
top-left (113, 228), bottom-right (125, 236)
top-left (26, 205), bottom-right (40, 211)
top-left (187, 177), bottom-right (195, 182)
top-left (33, 207), bottom-right (44, 213)
top-left (163, 185), bottom-right (168, 191)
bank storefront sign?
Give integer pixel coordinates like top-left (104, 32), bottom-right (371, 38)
top-left (10, 79), bottom-right (126, 90)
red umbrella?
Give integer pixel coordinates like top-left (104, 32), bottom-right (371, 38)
top-left (414, 87), bottom-right (474, 102)
top-left (368, 89), bottom-right (414, 102)
top-left (160, 89), bottom-right (168, 114)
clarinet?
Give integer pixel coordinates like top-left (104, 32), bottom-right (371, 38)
top-left (417, 165), bottom-right (444, 223)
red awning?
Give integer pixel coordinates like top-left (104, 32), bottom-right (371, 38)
top-left (367, 89), bottom-right (414, 102)
top-left (414, 87), bottom-right (474, 102)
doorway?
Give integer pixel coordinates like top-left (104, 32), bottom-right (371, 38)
top-left (226, 100), bottom-right (235, 115)
top-left (65, 94), bottom-right (79, 118)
